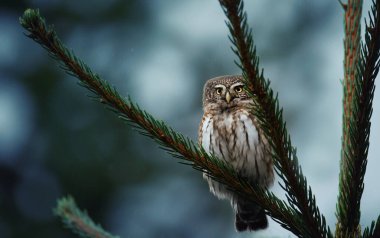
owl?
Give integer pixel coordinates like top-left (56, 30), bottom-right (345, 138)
top-left (198, 75), bottom-right (274, 232)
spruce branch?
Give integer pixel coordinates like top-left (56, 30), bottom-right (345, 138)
top-left (19, 8), bottom-right (307, 236)
top-left (54, 196), bottom-right (119, 238)
top-left (337, 1), bottom-right (363, 232)
top-left (218, 1), bottom-right (331, 237)
top-left (342, 0), bottom-right (363, 131)
top-left (363, 215), bottom-right (380, 238)
top-left (337, 0), bottom-right (380, 236)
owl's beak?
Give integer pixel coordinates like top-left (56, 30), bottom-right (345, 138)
top-left (225, 92), bottom-right (231, 103)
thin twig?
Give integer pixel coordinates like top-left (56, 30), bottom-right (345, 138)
top-left (54, 196), bottom-right (119, 238)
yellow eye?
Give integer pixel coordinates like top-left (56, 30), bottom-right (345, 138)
top-left (216, 88), bottom-right (222, 95)
top-left (234, 86), bottom-right (243, 93)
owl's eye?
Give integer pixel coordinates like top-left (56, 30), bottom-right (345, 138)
top-left (216, 88), bottom-right (223, 95)
top-left (234, 86), bottom-right (243, 93)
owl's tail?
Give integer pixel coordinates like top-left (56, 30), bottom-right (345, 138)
top-left (235, 199), bottom-right (268, 232)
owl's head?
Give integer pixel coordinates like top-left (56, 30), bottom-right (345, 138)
top-left (202, 75), bottom-right (251, 113)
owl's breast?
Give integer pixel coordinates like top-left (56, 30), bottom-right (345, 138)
top-left (199, 111), bottom-right (259, 162)
top-left (199, 111), bottom-right (273, 185)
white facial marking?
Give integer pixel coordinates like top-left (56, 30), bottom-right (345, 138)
top-left (230, 82), bottom-right (244, 89)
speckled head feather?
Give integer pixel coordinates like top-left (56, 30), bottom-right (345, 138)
top-left (203, 75), bottom-right (242, 99)
top-left (202, 75), bottom-right (250, 113)
top-left (204, 75), bottom-right (243, 87)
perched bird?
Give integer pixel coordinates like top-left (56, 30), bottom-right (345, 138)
top-left (198, 75), bottom-right (274, 232)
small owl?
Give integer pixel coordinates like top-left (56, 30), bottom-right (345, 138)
top-left (198, 75), bottom-right (274, 232)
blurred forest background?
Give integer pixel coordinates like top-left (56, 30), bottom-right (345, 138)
top-left (0, 1), bottom-right (379, 237)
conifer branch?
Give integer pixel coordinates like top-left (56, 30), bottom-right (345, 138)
top-left (19, 8), bottom-right (307, 236)
top-left (337, 2), bottom-right (363, 233)
top-left (342, 0), bottom-right (363, 136)
top-left (54, 196), bottom-right (119, 238)
top-left (337, 0), bottom-right (380, 236)
top-left (218, 1), bottom-right (331, 237)
top-left (363, 215), bottom-right (380, 238)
